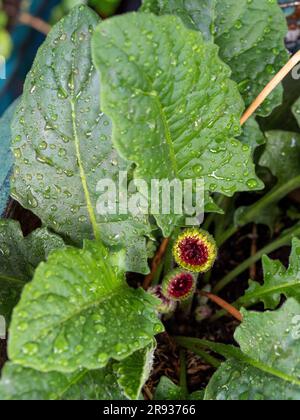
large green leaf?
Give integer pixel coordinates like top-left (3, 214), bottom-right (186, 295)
top-left (240, 238), bottom-right (300, 309)
top-left (204, 299), bottom-right (300, 400)
top-left (0, 362), bottom-right (127, 400)
top-left (114, 342), bottom-right (155, 400)
top-left (10, 5), bottom-right (151, 274)
top-left (8, 241), bottom-right (164, 373)
top-left (0, 220), bottom-right (65, 322)
top-left (141, 0), bottom-right (288, 116)
top-left (92, 12), bottom-right (263, 236)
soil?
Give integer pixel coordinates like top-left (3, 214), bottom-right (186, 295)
top-left (1, 0), bottom-right (298, 398)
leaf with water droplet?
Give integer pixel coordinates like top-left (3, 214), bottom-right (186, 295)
top-left (184, 299), bottom-right (300, 400)
top-left (92, 13), bottom-right (263, 236)
top-left (113, 341), bottom-right (156, 400)
top-left (0, 220), bottom-right (65, 323)
top-left (8, 241), bottom-right (164, 372)
top-left (141, 0), bottom-right (289, 116)
top-left (0, 99), bottom-right (20, 215)
top-left (0, 362), bottom-right (127, 400)
top-left (11, 5), bottom-right (151, 274)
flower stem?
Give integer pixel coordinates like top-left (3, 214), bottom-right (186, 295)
top-left (200, 291), bottom-right (243, 322)
top-left (213, 222), bottom-right (300, 293)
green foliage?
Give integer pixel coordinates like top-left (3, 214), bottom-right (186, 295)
top-left (0, 362), bottom-right (127, 400)
top-left (154, 376), bottom-right (204, 400)
top-left (241, 238), bottom-right (300, 309)
top-left (205, 300), bottom-right (300, 400)
top-left (234, 130), bottom-right (300, 231)
top-left (91, 0), bottom-right (121, 16)
top-left (114, 342), bottom-right (155, 400)
top-left (92, 12), bottom-right (263, 236)
top-left (0, 220), bottom-right (65, 322)
top-left (141, 0), bottom-right (289, 116)
top-left (8, 241), bottom-right (163, 372)
top-left (11, 5), bottom-right (151, 274)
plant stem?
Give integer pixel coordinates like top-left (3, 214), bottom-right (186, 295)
top-left (175, 337), bottom-right (221, 369)
top-left (213, 222), bottom-right (300, 293)
top-left (200, 292), bottom-right (243, 322)
top-left (210, 301), bottom-right (253, 323)
top-left (143, 237), bottom-right (170, 289)
top-left (217, 175), bottom-right (300, 247)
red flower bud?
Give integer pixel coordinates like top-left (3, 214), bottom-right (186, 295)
top-left (162, 269), bottom-right (196, 301)
top-left (173, 228), bottom-right (217, 273)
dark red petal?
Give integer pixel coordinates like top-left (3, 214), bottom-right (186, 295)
top-left (168, 272), bottom-right (195, 299)
top-left (178, 237), bottom-right (209, 267)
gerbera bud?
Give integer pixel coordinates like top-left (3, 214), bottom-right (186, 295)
top-left (148, 285), bottom-right (177, 315)
top-left (162, 269), bottom-right (196, 301)
top-left (173, 228), bottom-right (217, 273)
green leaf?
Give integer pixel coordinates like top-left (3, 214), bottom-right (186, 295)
top-left (292, 97), bottom-right (300, 128)
top-left (154, 377), bottom-right (183, 400)
top-left (8, 241), bottom-right (164, 373)
top-left (0, 220), bottom-right (65, 322)
top-left (92, 12), bottom-right (263, 236)
top-left (141, 0), bottom-right (214, 42)
top-left (204, 300), bottom-right (300, 400)
top-left (141, 0), bottom-right (289, 116)
top-left (114, 341), bottom-right (155, 400)
top-left (10, 5), bottom-right (151, 274)
top-left (91, 0), bottom-right (121, 16)
top-left (240, 238), bottom-right (300, 309)
top-left (154, 376), bottom-right (204, 400)
top-left (260, 131), bottom-right (300, 186)
top-left (0, 362), bottom-right (127, 400)
top-left (234, 203), bottom-right (280, 234)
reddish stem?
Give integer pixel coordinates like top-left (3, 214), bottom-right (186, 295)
top-left (143, 238), bottom-right (170, 290)
top-left (200, 291), bottom-right (243, 322)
